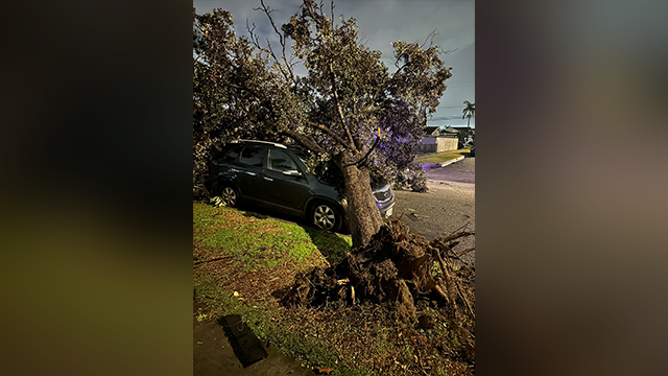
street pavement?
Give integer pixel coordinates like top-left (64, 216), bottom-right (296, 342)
top-left (388, 157), bottom-right (475, 264)
top-left (424, 156), bottom-right (475, 186)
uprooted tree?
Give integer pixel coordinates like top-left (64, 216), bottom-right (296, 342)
top-left (193, 0), bottom-right (453, 248)
top-left (281, 220), bottom-right (476, 365)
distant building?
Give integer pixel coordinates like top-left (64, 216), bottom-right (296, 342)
top-left (440, 127), bottom-right (459, 138)
top-left (419, 126), bottom-right (458, 153)
top-left (423, 126), bottom-right (441, 137)
top-left (443, 126), bottom-right (475, 143)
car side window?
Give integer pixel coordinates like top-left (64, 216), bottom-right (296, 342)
top-left (238, 145), bottom-right (265, 168)
top-left (267, 149), bottom-right (299, 173)
top-left (221, 146), bottom-right (242, 164)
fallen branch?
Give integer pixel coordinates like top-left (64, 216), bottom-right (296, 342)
top-left (456, 247), bottom-right (476, 258)
top-left (194, 256), bottom-right (234, 265)
top-left (433, 240), bottom-right (475, 318)
top-left (434, 247), bottom-right (455, 307)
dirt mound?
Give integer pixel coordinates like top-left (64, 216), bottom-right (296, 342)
top-left (280, 220), bottom-right (475, 362)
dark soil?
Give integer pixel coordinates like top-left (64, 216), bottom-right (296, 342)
top-left (278, 220), bottom-right (476, 372)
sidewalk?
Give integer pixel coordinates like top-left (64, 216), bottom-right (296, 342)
top-left (194, 300), bottom-right (317, 376)
top-left (421, 155), bottom-right (466, 171)
top-left (417, 148), bottom-right (471, 171)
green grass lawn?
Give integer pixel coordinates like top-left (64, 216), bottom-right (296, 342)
top-left (418, 148), bottom-right (470, 164)
top-left (193, 201), bottom-right (472, 376)
top-left (193, 202), bottom-right (351, 270)
top-left (193, 202), bottom-right (369, 375)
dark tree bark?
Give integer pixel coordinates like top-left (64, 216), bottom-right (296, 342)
top-left (337, 152), bottom-right (384, 248)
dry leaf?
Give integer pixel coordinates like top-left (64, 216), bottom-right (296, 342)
top-left (316, 367), bottom-right (334, 374)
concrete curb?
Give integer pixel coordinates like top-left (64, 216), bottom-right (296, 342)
top-left (421, 155), bottom-right (465, 171)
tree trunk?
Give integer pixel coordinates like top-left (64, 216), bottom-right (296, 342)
top-left (338, 153), bottom-right (384, 249)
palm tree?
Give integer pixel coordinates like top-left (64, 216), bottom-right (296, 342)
top-left (462, 100), bottom-right (475, 129)
top-left (462, 100), bottom-right (475, 142)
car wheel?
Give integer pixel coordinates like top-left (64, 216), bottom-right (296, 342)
top-left (310, 202), bottom-right (341, 232)
top-left (221, 185), bottom-right (239, 207)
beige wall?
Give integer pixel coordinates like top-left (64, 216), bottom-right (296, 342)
top-left (437, 137), bottom-right (458, 151)
top-left (420, 137), bottom-right (458, 153)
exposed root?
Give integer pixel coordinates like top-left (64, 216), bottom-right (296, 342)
top-left (280, 220), bottom-right (475, 329)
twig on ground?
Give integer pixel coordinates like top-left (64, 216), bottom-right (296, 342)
top-left (194, 256), bottom-right (234, 265)
top-left (456, 247), bottom-right (475, 258)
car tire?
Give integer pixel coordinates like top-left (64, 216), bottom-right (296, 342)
top-left (309, 201), bottom-right (342, 232)
top-left (220, 185), bottom-right (240, 207)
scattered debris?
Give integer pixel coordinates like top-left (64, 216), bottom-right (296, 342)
top-left (209, 196), bottom-right (226, 207)
top-left (193, 256), bottom-right (233, 266)
top-left (278, 220), bottom-right (475, 367)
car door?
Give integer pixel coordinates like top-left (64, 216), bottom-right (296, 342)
top-left (261, 147), bottom-right (312, 215)
top-left (210, 144), bottom-right (243, 191)
top-left (233, 144), bottom-right (267, 202)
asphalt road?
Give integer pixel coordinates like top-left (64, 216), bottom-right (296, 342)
top-left (424, 156), bottom-right (475, 186)
top-left (388, 157), bottom-right (475, 264)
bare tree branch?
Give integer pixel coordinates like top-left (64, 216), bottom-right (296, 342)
top-left (420, 28), bottom-right (438, 49)
top-left (245, 19), bottom-right (299, 85)
top-left (303, 0), bottom-right (325, 28)
top-left (257, 0), bottom-right (298, 85)
top-left (282, 129), bottom-right (327, 155)
top-left (246, 20), bottom-right (271, 56)
top-left (305, 119), bottom-right (353, 151)
top-left (265, 37), bottom-right (293, 83)
top-left (328, 62), bottom-right (359, 153)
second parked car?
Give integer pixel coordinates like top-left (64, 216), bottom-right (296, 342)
top-left (208, 140), bottom-right (395, 232)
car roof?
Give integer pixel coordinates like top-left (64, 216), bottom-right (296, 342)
top-left (229, 139), bottom-right (287, 149)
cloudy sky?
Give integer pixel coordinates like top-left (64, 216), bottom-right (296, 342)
top-left (194, 0), bottom-right (475, 128)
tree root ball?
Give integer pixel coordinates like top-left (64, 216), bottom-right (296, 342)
top-left (280, 220), bottom-right (475, 326)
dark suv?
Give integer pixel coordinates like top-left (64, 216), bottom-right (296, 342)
top-left (208, 140), bottom-right (395, 232)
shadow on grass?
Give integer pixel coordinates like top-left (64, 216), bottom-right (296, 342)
top-left (303, 226), bottom-right (352, 263)
top-left (210, 200), bottom-right (353, 263)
